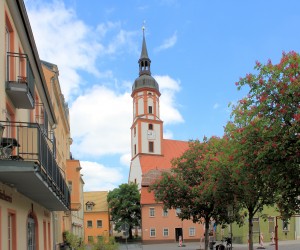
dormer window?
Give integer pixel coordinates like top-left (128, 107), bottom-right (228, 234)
top-left (86, 201), bottom-right (95, 211)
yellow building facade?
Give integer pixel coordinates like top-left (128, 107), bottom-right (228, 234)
top-left (83, 191), bottom-right (110, 244)
top-left (0, 1), bottom-right (83, 249)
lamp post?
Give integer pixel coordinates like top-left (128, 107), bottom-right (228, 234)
top-left (0, 123), bottom-right (4, 142)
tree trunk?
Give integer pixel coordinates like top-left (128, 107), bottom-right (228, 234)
top-left (248, 210), bottom-right (254, 250)
top-left (204, 219), bottom-right (210, 250)
top-left (129, 225), bottom-right (133, 240)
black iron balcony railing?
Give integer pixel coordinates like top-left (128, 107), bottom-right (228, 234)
top-left (0, 121), bottom-right (70, 210)
top-left (6, 52), bottom-right (35, 109)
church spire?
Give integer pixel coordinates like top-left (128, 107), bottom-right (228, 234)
top-left (138, 24), bottom-right (151, 76)
top-left (140, 25), bottom-right (149, 59)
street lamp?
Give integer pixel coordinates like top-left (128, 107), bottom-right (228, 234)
top-left (0, 123), bottom-right (4, 143)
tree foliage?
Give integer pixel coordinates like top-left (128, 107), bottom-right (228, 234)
top-left (231, 51), bottom-right (300, 217)
top-left (107, 183), bottom-right (141, 239)
top-left (226, 51), bottom-right (300, 250)
top-left (150, 137), bottom-right (238, 250)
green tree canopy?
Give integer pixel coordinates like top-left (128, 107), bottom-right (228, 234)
top-left (107, 183), bottom-right (141, 240)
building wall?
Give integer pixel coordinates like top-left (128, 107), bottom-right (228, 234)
top-left (0, 1), bottom-right (56, 249)
top-left (141, 121), bottom-right (161, 154)
top-left (66, 159), bottom-right (84, 239)
top-left (215, 206), bottom-right (296, 244)
top-left (129, 157), bottom-right (142, 188)
top-left (84, 211), bottom-right (110, 244)
top-left (83, 191), bottom-right (110, 244)
top-left (42, 62), bottom-right (72, 245)
top-left (0, 183), bottom-right (53, 250)
top-left (142, 204), bottom-right (204, 243)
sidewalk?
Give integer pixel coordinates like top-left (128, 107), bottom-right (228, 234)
top-left (119, 240), bottom-right (300, 250)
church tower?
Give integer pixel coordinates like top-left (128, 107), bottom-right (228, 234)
top-left (131, 28), bottom-right (163, 160)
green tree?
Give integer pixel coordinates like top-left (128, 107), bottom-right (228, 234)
top-left (225, 120), bottom-right (278, 250)
top-left (107, 183), bottom-right (141, 240)
top-left (150, 137), bottom-right (237, 250)
top-left (227, 51), bottom-right (300, 249)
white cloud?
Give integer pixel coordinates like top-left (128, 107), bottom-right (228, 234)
top-left (25, 1), bottom-right (138, 101)
top-left (163, 130), bottom-right (174, 139)
top-left (80, 161), bottom-right (124, 191)
top-left (154, 75), bottom-right (184, 125)
top-left (155, 31), bottom-right (178, 52)
top-left (26, 1), bottom-right (102, 100)
top-left (70, 85), bottom-right (132, 157)
top-left (120, 153), bottom-right (131, 166)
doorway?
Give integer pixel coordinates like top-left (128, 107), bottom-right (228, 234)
top-left (27, 217), bottom-right (36, 250)
top-left (175, 228), bottom-right (183, 242)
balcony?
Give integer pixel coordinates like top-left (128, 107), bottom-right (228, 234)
top-left (0, 121), bottom-right (70, 211)
top-left (5, 52), bottom-right (35, 109)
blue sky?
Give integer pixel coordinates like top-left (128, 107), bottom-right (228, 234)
top-left (24, 0), bottom-right (300, 191)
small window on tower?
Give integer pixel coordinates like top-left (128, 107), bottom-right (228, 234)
top-left (149, 141), bottom-right (154, 153)
top-left (134, 127), bottom-right (136, 136)
top-left (148, 106), bottom-right (153, 114)
top-left (134, 144), bottom-right (137, 155)
top-left (148, 124), bottom-right (153, 130)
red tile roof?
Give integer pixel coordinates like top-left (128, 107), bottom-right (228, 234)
top-left (140, 139), bottom-right (189, 204)
top-left (140, 139), bottom-right (189, 174)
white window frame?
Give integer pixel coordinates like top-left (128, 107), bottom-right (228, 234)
top-left (150, 228), bottom-right (156, 237)
top-left (97, 220), bottom-right (102, 228)
top-left (149, 207), bottom-right (155, 217)
top-left (163, 228), bottom-right (169, 237)
top-left (162, 209), bottom-right (168, 217)
top-left (86, 204), bottom-right (93, 211)
top-left (189, 227), bottom-right (196, 236)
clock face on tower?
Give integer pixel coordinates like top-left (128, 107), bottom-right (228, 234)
top-left (147, 130), bottom-right (156, 139)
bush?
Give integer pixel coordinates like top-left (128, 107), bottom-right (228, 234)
top-left (91, 236), bottom-right (119, 250)
top-left (63, 231), bottom-right (85, 250)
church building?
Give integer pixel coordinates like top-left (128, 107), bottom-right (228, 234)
top-left (129, 30), bottom-right (204, 243)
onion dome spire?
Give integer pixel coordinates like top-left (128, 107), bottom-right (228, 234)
top-left (132, 24), bottom-right (159, 94)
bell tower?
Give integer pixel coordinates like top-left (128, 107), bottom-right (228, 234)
top-left (131, 27), bottom-right (163, 160)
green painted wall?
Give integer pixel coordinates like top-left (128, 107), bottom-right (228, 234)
top-left (215, 206), bottom-right (296, 244)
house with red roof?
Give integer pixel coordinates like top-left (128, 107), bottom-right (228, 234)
top-left (128, 29), bottom-right (204, 244)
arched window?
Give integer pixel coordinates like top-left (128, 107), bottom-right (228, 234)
top-left (27, 213), bottom-right (38, 250)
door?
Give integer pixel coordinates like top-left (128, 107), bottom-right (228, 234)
top-left (27, 217), bottom-right (36, 250)
top-left (175, 228), bottom-right (183, 242)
